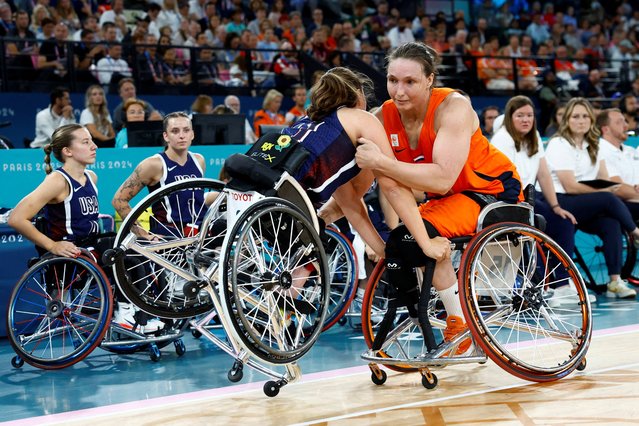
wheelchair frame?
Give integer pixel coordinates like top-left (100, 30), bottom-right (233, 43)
top-left (6, 249), bottom-right (186, 370)
top-left (110, 169), bottom-right (330, 397)
top-left (360, 202), bottom-right (593, 389)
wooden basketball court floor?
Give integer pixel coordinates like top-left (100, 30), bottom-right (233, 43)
top-left (1, 298), bottom-right (638, 425)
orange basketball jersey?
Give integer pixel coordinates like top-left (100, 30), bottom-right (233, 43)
top-left (381, 88), bottom-right (523, 203)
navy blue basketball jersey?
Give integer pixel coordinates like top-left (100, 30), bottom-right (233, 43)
top-left (282, 110), bottom-right (359, 205)
top-left (148, 152), bottom-right (205, 229)
top-left (45, 168), bottom-right (100, 242)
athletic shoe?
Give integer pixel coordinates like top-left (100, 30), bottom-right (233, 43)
top-left (548, 281), bottom-right (596, 306)
top-left (606, 279), bottom-right (637, 299)
top-left (442, 315), bottom-right (472, 355)
top-left (543, 289), bottom-right (561, 308)
top-left (113, 302), bottom-right (165, 334)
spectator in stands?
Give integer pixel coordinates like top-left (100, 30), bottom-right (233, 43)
top-left (611, 39), bottom-right (638, 83)
top-left (157, 0), bottom-right (181, 34)
top-left (161, 47), bottom-right (192, 85)
top-left (136, 34), bottom-right (165, 86)
top-left (99, 0), bottom-right (124, 33)
top-left (6, 9), bottom-right (38, 82)
top-left (481, 105), bottom-right (500, 138)
top-left (341, 21), bottom-right (361, 52)
top-left (309, 27), bottom-right (329, 64)
top-left (627, 75), bottom-right (639, 98)
top-left (195, 47), bottom-right (219, 86)
top-left (477, 46), bottom-right (515, 91)
top-left (526, 13), bottom-right (550, 46)
top-left (0, 1), bottom-right (13, 36)
top-left (220, 31), bottom-right (241, 64)
top-left (502, 34), bottom-right (522, 57)
top-left (579, 68), bottom-right (607, 98)
top-left (189, 0), bottom-right (208, 21)
top-left (191, 94), bottom-right (213, 115)
top-left (30, 5), bottom-right (51, 38)
top-left (112, 78), bottom-right (159, 133)
top-left (285, 85), bottom-right (306, 125)
top-left (387, 16), bottom-right (415, 49)
top-left (306, 7), bottom-right (324, 37)
top-left (618, 93), bottom-right (639, 134)
top-left (55, 0), bottom-right (80, 31)
top-left (516, 45), bottom-right (540, 91)
top-left (32, 86), bottom-right (77, 148)
top-left (545, 103), bottom-right (566, 137)
top-left (115, 98), bottom-right (146, 149)
top-left (95, 43), bottom-right (131, 86)
top-left (256, 24), bottom-right (280, 64)
top-left (271, 40), bottom-right (301, 90)
top-left (545, 97), bottom-right (638, 299)
top-left (253, 89), bottom-right (286, 137)
top-left (226, 9), bottom-right (246, 35)
top-left (38, 22), bottom-right (77, 82)
top-left (597, 108), bottom-right (639, 211)
top-left (224, 94), bottom-right (256, 144)
top-left (571, 48), bottom-right (590, 77)
top-left (491, 95), bottom-right (579, 307)
top-left (80, 85), bottom-right (115, 146)
top-left (539, 69), bottom-right (570, 133)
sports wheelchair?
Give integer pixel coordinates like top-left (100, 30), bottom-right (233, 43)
top-left (361, 201), bottom-right (593, 389)
top-left (106, 133), bottom-right (330, 396)
top-left (6, 237), bottom-right (187, 370)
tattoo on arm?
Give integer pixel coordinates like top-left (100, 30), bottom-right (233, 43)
top-left (113, 167), bottom-right (146, 219)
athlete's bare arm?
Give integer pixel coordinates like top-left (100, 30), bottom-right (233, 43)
top-left (112, 156), bottom-right (163, 220)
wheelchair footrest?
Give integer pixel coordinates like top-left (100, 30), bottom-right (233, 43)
top-left (361, 348), bottom-right (487, 367)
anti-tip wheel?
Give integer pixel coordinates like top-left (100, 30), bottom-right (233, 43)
top-left (174, 339), bottom-right (186, 357)
top-left (421, 373), bottom-right (438, 389)
top-left (371, 369), bottom-right (387, 385)
top-left (11, 356), bottom-right (24, 369)
top-left (227, 361), bottom-right (244, 383)
top-left (576, 358), bottom-right (587, 371)
top-left (263, 381), bottom-right (281, 397)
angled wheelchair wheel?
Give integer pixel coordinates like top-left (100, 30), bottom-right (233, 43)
top-left (459, 223), bottom-right (592, 382)
top-left (101, 319), bottom-right (187, 354)
top-left (321, 227), bottom-right (358, 332)
top-left (6, 255), bottom-right (112, 369)
top-left (573, 231), bottom-right (609, 289)
top-left (222, 198), bottom-right (329, 364)
top-left (361, 262), bottom-right (436, 373)
top-left (620, 231), bottom-right (639, 284)
top-left (113, 179), bottom-right (226, 319)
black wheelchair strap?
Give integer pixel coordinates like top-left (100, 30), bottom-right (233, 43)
top-left (418, 259), bottom-right (438, 351)
top-left (371, 298), bottom-right (398, 351)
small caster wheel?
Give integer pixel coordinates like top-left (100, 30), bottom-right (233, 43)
top-left (174, 339), bottom-right (186, 356)
top-left (371, 369), bottom-right (387, 385)
top-left (11, 356), bottom-right (24, 369)
top-left (101, 248), bottom-right (121, 267)
top-left (264, 381), bottom-right (280, 397)
top-left (576, 358), bottom-right (587, 371)
top-left (421, 372), bottom-right (438, 389)
top-left (337, 317), bottom-right (347, 326)
top-left (191, 328), bottom-right (202, 339)
top-left (227, 361), bottom-right (243, 383)
top-left (149, 344), bottom-right (161, 362)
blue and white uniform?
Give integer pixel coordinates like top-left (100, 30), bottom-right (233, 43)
top-left (45, 168), bottom-right (100, 242)
top-left (283, 110), bottom-right (359, 206)
top-left (148, 152), bottom-right (204, 229)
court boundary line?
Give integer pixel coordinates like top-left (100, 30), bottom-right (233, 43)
top-left (3, 323), bottom-right (639, 426)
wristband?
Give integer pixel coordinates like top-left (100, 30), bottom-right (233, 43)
top-left (551, 204), bottom-right (560, 209)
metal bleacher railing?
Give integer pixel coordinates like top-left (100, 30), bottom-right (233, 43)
top-left (0, 37), bottom-right (636, 103)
